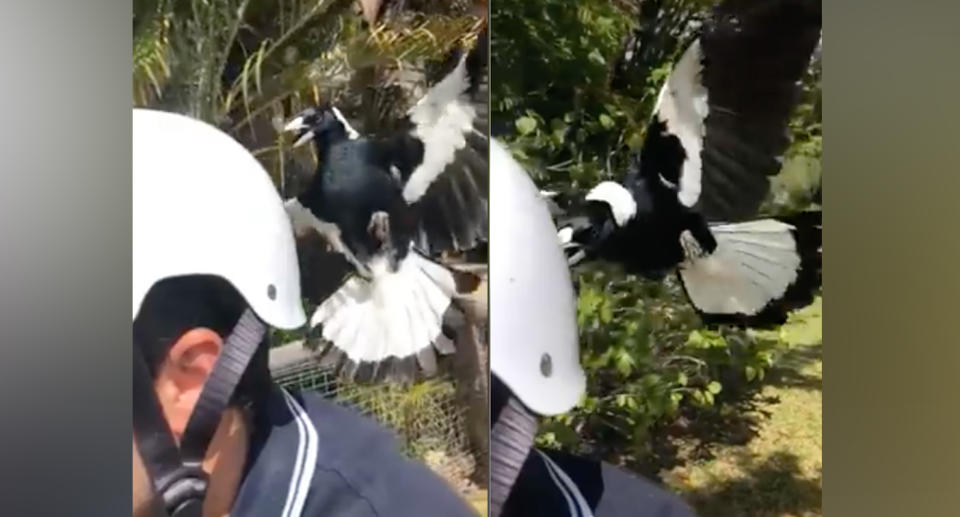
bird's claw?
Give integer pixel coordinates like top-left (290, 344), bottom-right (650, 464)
top-left (368, 211), bottom-right (392, 250)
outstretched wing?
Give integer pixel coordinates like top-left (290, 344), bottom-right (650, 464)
top-left (388, 26), bottom-right (489, 256)
top-left (635, 0), bottom-right (821, 222)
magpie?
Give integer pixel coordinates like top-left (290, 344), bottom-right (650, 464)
top-left (282, 27), bottom-right (488, 380)
top-left (556, 0), bottom-right (822, 328)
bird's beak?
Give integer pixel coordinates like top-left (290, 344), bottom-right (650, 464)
top-left (291, 131), bottom-right (314, 148)
top-left (283, 116), bottom-right (306, 132)
top-left (283, 117), bottom-right (314, 148)
top-left (567, 248), bottom-right (587, 266)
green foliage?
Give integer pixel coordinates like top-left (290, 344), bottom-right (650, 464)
top-left (268, 297), bottom-right (319, 347)
top-left (766, 44), bottom-right (823, 214)
top-left (492, 0), bottom-right (643, 189)
top-left (493, 0), bottom-right (822, 466)
top-left (535, 268), bottom-right (784, 462)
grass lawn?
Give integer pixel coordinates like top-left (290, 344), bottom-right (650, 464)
top-left (662, 298), bottom-right (823, 517)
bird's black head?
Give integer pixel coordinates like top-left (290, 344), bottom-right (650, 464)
top-left (556, 200), bottom-right (619, 266)
top-left (283, 104), bottom-right (359, 148)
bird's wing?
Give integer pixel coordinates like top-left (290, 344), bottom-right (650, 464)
top-left (391, 26), bottom-right (489, 255)
top-left (635, 0), bottom-right (821, 222)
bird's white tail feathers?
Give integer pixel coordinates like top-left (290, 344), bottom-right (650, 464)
top-left (310, 251), bottom-right (456, 364)
top-left (679, 219), bottom-right (801, 316)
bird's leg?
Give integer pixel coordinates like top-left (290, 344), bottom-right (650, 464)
top-left (679, 230), bottom-right (706, 261)
top-left (331, 239), bottom-right (371, 278)
top-left (285, 201), bottom-right (371, 276)
top-left (679, 211), bottom-right (717, 262)
top-left (368, 211), bottom-right (392, 249)
top-left (311, 219), bottom-right (371, 278)
top-left (368, 211), bottom-right (401, 271)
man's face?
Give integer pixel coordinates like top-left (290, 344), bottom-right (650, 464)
top-left (132, 327), bottom-right (249, 517)
top-left (132, 410), bottom-right (249, 517)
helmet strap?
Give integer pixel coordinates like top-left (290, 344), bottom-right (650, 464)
top-left (489, 377), bottom-right (539, 517)
top-left (133, 308), bottom-right (266, 517)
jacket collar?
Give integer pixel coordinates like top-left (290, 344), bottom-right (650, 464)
top-left (231, 386), bottom-right (319, 517)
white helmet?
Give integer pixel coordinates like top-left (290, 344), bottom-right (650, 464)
top-left (132, 109), bottom-right (306, 329)
top-left (489, 139), bottom-right (585, 416)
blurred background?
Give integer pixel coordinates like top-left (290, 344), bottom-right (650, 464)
top-left (491, 1), bottom-right (822, 516)
top-left (133, 1), bottom-right (489, 513)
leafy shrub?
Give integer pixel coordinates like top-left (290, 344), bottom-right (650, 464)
top-left (536, 268), bottom-right (783, 463)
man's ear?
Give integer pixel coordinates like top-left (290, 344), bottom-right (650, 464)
top-left (153, 328), bottom-right (223, 439)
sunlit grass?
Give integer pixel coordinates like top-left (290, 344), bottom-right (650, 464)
top-left (663, 299), bottom-right (823, 517)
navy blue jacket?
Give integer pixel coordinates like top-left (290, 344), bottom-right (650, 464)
top-left (503, 448), bottom-right (697, 517)
top-left (229, 386), bottom-right (477, 517)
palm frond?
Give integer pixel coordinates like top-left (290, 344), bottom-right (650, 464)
top-left (132, 1), bottom-right (173, 106)
top-left (363, 14), bottom-right (484, 65)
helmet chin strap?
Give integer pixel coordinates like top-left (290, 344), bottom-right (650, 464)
top-left (489, 376), bottom-right (539, 517)
top-left (133, 309), bottom-right (266, 517)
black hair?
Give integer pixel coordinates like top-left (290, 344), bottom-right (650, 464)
top-left (133, 274), bottom-right (271, 411)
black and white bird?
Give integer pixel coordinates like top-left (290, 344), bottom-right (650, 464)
top-left (556, 0), bottom-right (822, 327)
top-left (283, 28), bottom-right (488, 380)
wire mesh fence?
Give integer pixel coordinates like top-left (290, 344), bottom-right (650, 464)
top-left (270, 343), bottom-right (480, 494)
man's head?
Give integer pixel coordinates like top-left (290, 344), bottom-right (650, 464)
top-left (132, 275), bottom-right (256, 517)
top-left (133, 109), bottom-right (306, 516)
top-left (134, 275), bottom-right (265, 436)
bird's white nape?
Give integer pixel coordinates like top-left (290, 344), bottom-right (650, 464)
top-left (654, 38), bottom-right (709, 208)
top-left (585, 181), bottom-right (637, 227)
top-left (330, 106), bottom-right (360, 139)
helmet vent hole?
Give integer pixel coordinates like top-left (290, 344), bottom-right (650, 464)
top-left (540, 353), bottom-right (552, 377)
top-left (267, 284), bottom-right (277, 300)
